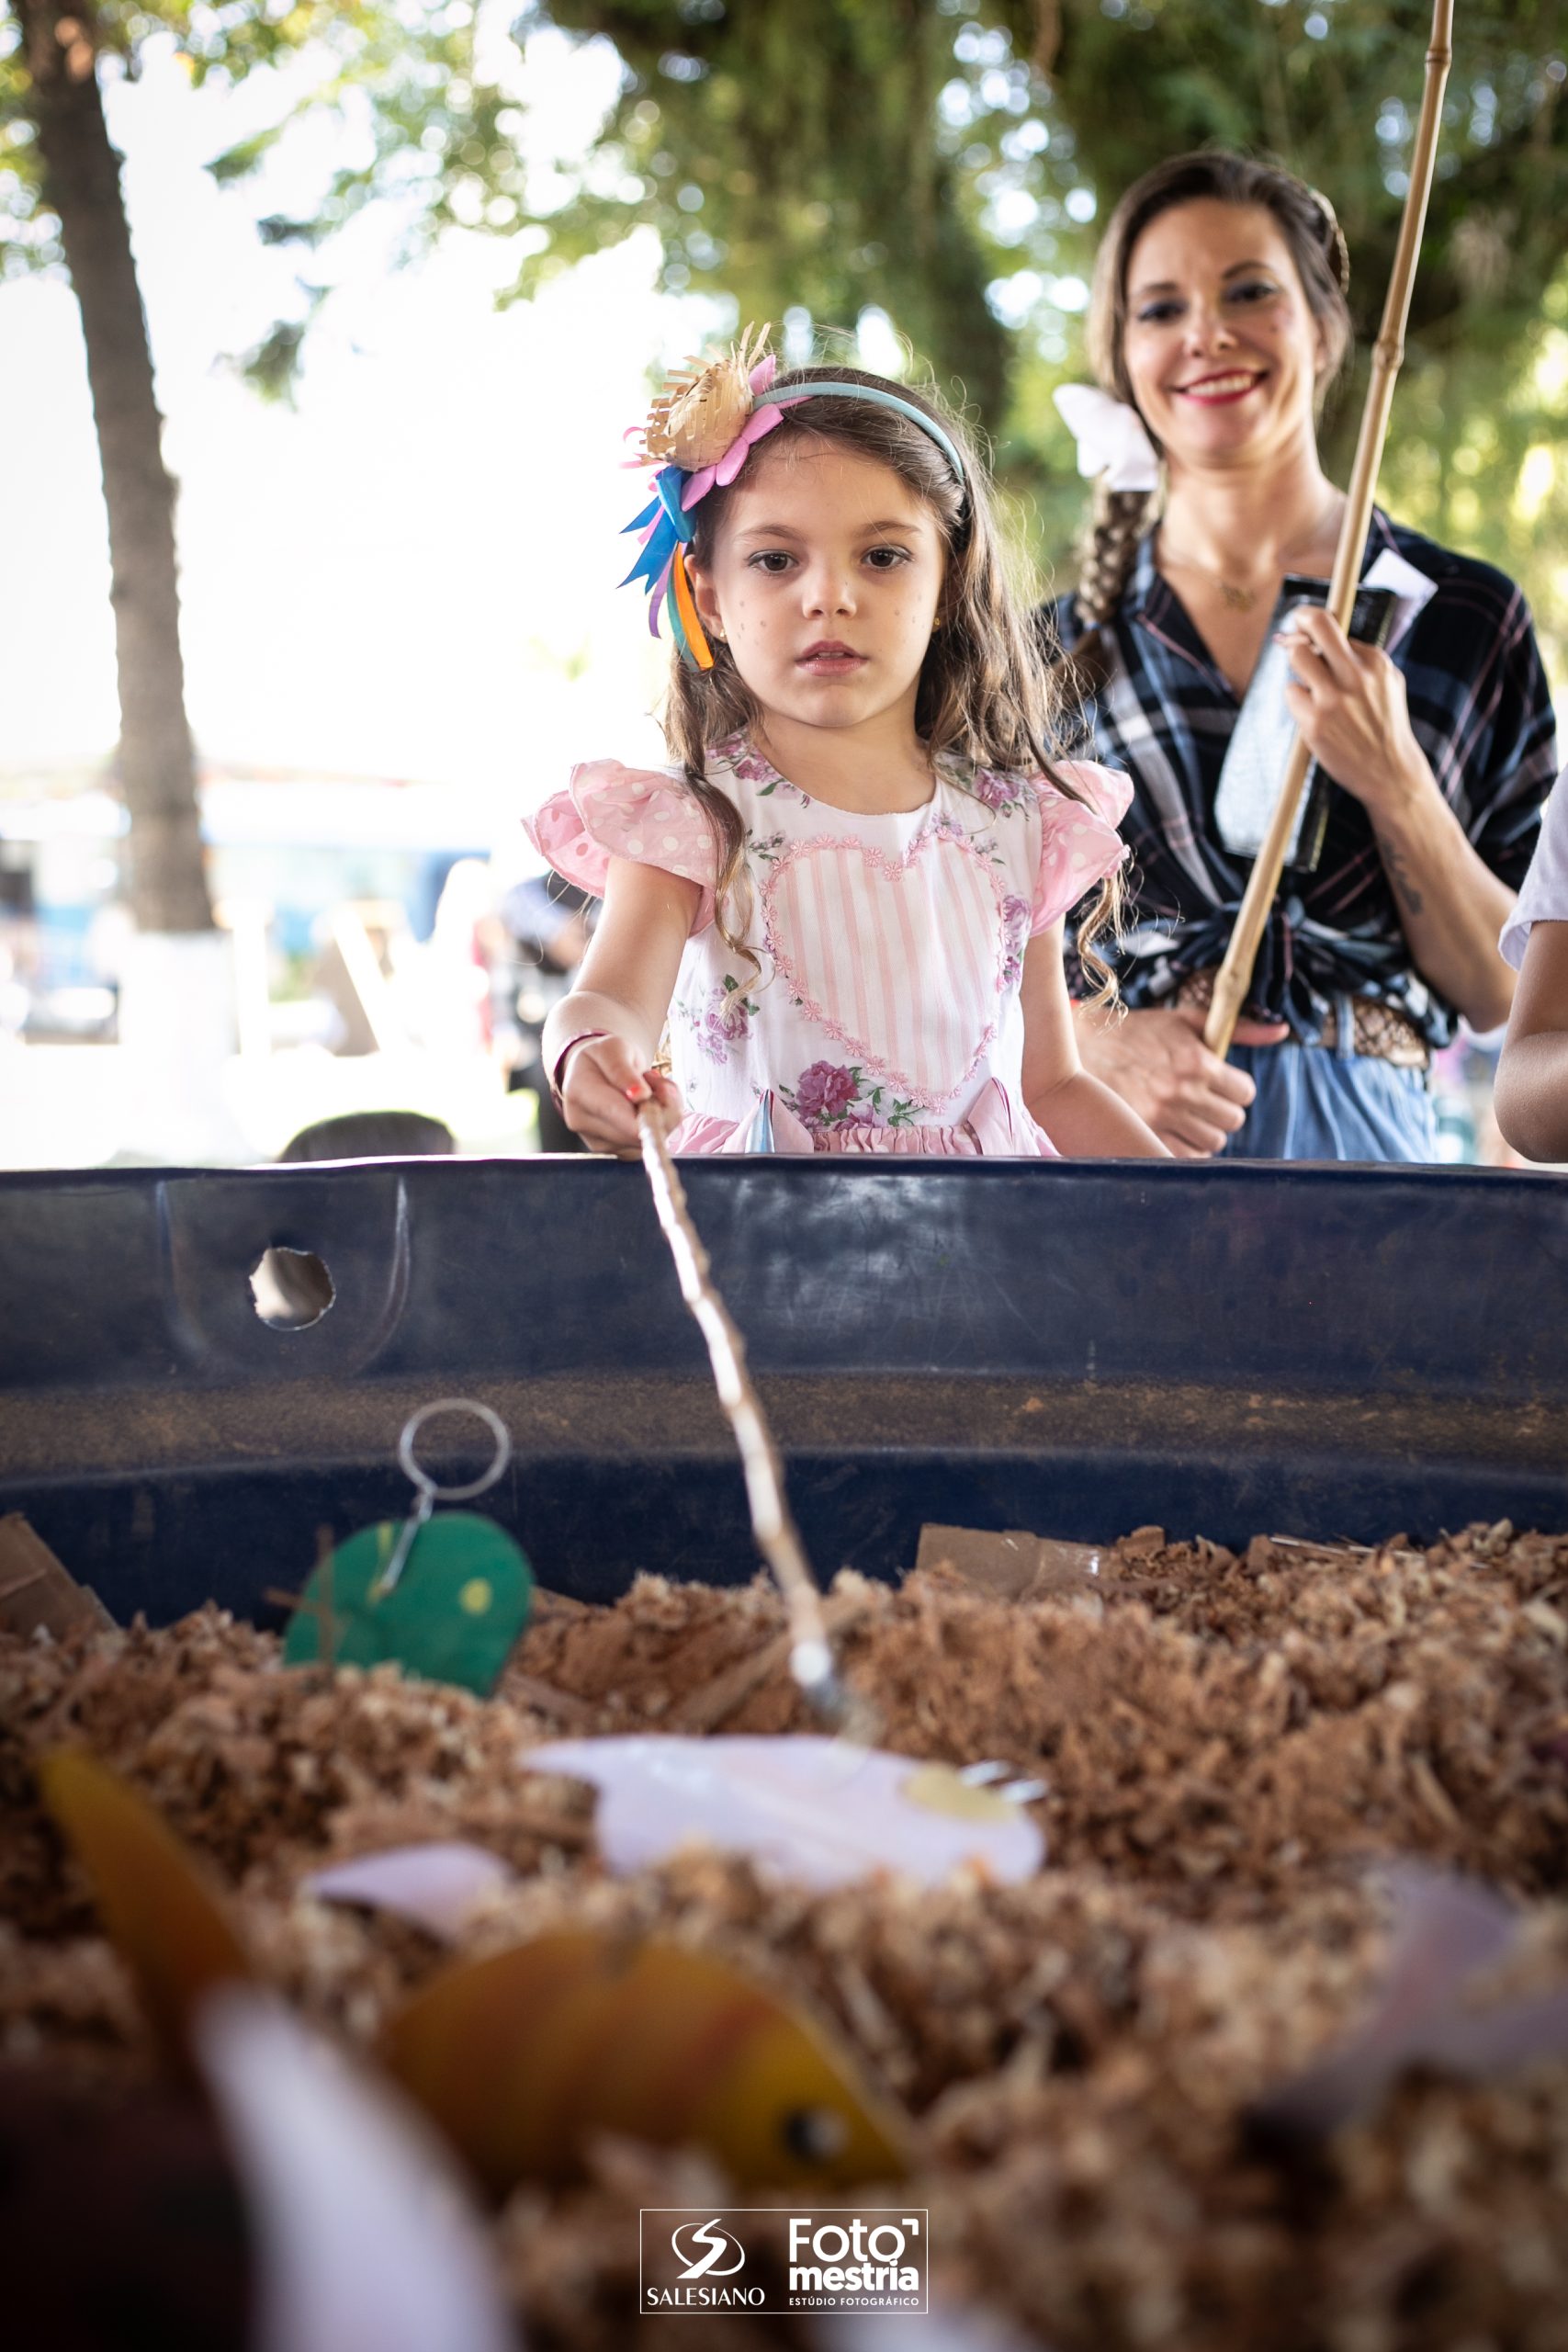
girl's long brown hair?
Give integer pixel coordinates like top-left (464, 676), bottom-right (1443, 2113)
top-left (662, 362), bottom-right (1124, 1000)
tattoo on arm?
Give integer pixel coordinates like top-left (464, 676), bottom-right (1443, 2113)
top-left (1375, 831), bottom-right (1426, 918)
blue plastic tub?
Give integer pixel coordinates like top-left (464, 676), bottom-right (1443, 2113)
top-left (2, 1157), bottom-right (1564, 1623)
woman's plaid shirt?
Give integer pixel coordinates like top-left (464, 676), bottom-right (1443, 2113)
top-left (1043, 511), bottom-right (1559, 1046)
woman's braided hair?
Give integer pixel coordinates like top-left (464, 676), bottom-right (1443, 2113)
top-left (1074, 150), bottom-right (1353, 628)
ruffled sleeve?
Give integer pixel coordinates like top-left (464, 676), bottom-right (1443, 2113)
top-left (522, 761), bottom-right (719, 933)
top-left (1028, 758), bottom-right (1133, 933)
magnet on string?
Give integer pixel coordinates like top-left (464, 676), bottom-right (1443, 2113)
top-left (282, 1399), bottom-right (533, 1695)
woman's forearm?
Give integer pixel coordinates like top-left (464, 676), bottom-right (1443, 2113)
top-left (1280, 612), bottom-right (1520, 1034)
top-left (1369, 767), bottom-right (1517, 1033)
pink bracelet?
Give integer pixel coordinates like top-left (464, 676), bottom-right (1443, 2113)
top-left (548, 1029), bottom-right (612, 1113)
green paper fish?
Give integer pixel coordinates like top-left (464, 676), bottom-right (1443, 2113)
top-left (282, 1512), bottom-right (533, 1695)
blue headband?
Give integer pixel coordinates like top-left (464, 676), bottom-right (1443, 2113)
top-left (766, 381), bottom-right (967, 484)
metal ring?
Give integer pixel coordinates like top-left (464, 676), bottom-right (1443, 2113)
top-left (397, 1398), bottom-right (512, 1503)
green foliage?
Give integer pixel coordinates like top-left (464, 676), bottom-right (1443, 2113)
top-left (978, 4), bottom-right (1568, 407)
top-left (508, 0), bottom-right (1568, 671)
top-left (205, 123), bottom-right (285, 183)
top-left (226, 279), bottom-right (326, 400)
top-left (0, 15), bottom-right (59, 273)
top-left (506, 0), bottom-right (1013, 421)
top-left (987, 0), bottom-right (1568, 669)
top-left (1, 1), bottom-right (525, 371)
top-left (4, 0), bottom-right (1565, 664)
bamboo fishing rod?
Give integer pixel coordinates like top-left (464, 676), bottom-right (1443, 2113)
top-left (636, 1099), bottom-right (856, 1729)
top-left (1203, 0), bottom-right (1456, 1059)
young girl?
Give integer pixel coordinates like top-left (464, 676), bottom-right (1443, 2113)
top-left (529, 334), bottom-right (1168, 1159)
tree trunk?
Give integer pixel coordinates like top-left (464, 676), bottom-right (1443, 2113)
top-left (17, 0), bottom-right (212, 932)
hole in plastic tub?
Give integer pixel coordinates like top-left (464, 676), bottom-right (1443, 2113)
top-left (250, 1247), bottom-right (335, 1331)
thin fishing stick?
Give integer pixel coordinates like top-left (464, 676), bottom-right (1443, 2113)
top-left (1204, 0), bottom-right (1456, 1058)
top-left (637, 1102), bottom-right (851, 1724)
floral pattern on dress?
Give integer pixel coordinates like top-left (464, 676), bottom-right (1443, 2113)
top-left (930, 802), bottom-right (1010, 875)
top-left (999, 893), bottom-right (1032, 990)
top-left (717, 733), bottom-right (813, 808)
top-left (782, 1059), bottom-right (918, 1133)
top-left (965, 766), bottom-right (1030, 817)
top-left (525, 741), bottom-right (1130, 1154)
top-left (675, 974), bottom-right (761, 1064)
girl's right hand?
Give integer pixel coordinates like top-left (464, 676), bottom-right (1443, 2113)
top-left (556, 1033), bottom-right (686, 1155)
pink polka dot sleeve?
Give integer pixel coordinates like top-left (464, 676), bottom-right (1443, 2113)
top-left (1028, 758), bottom-right (1133, 934)
top-left (523, 761), bottom-right (718, 933)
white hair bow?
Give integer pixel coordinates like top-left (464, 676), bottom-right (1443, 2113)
top-left (1053, 384), bottom-right (1160, 494)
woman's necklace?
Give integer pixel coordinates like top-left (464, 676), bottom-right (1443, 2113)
top-left (1159, 555), bottom-right (1262, 613)
top-left (1157, 500), bottom-right (1345, 615)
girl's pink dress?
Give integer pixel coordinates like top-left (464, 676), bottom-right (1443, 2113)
top-left (525, 733), bottom-right (1131, 1155)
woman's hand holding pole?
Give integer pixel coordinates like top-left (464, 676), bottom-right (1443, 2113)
top-left (1278, 604), bottom-right (1517, 1033)
top-left (1075, 1001), bottom-right (1289, 1158)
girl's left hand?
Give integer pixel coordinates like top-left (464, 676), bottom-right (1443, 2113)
top-left (1279, 606), bottom-right (1427, 819)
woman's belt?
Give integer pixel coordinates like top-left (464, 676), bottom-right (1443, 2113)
top-left (1168, 970), bottom-right (1431, 1069)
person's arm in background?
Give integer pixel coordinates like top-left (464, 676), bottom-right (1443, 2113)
top-left (1280, 606), bottom-right (1522, 1034)
top-left (1021, 927), bottom-right (1170, 1158)
top-left (1491, 768), bottom-right (1568, 1164)
top-left (1494, 923), bottom-right (1568, 1163)
top-left (1073, 998), bottom-right (1290, 1158)
top-left (502, 876), bottom-right (594, 972)
top-left (1281, 573), bottom-right (1559, 1037)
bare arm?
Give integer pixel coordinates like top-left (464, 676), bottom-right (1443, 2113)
top-left (1362, 783), bottom-right (1517, 1034)
top-left (1283, 607), bottom-right (1517, 1034)
top-left (1021, 927), bottom-right (1169, 1158)
top-left (540, 856), bottom-right (700, 1152)
top-left (1492, 921), bottom-right (1568, 1163)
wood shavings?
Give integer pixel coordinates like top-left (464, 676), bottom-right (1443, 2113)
top-left (2, 1520), bottom-right (1566, 2349)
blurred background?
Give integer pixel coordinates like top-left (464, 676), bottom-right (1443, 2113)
top-left (2, 0), bottom-right (1563, 1168)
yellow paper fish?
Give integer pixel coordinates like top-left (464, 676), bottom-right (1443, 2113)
top-left (38, 1748), bottom-right (252, 2069)
top-left (39, 1751), bottom-right (907, 2194)
top-left (380, 1929), bottom-right (910, 2192)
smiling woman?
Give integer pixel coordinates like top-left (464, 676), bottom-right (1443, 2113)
top-left (1043, 151), bottom-right (1559, 1165)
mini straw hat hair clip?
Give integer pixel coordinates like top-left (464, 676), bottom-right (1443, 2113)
top-left (620, 323), bottom-right (967, 672)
